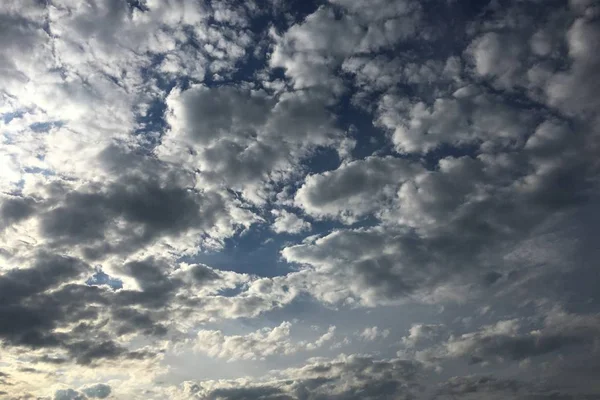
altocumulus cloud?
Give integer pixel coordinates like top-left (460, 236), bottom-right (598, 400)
top-left (1, 0), bottom-right (600, 398)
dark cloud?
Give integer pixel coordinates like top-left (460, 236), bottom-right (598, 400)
top-left (111, 307), bottom-right (168, 337)
top-left (82, 384), bottom-right (111, 399)
top-left (1, 0), bottom-right (600, 398)
top-left (189, 355), bottom-right (424, 400)
top-left (420, 309), bottom-right (600, 368)
top-left (54, 388), bottom-right (87, 400)
top-left (0, 255), bottom-right (160, 363)
top-left (39, 173), bottom-right (228, 258)
top-left (434, 375), bottom-right (600, 400)
top-left (189, 264), bottom-right (221, 283)
top-left (0, 254), bottom-right (90, 348)
top-left (0, 195), bottom-right (36, 229)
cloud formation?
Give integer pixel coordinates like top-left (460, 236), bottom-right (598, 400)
top-left (1, 0), bottom-right (600, 398)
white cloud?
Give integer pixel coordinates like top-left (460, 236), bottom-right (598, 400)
top-left (1, 1), bottom-right (600, 399)
top-left (193, 323), bottom-right (336, 361)
top-left (271, 209), bottom-right (312, 234)
top-left (401, 324), bottom-right (444, 347)
top-left (295, 156), bottom-right (420, 223)
top-left (359, 326), bottom-right (390, 341)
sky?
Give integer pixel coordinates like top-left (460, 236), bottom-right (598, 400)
top-left (1, 0), bottom-right (600, 399)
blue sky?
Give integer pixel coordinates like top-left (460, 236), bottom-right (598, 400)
top-left (1, 0), bottom-right (600, 399)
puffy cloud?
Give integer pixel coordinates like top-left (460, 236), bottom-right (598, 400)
top-left (163, 85), bottom-right (273, 147)
top-left (55, 388), bottom-right (87, 400)
top-left (359, 326), bottom-right (390, 341)
top-left (376, 86), bottom-right (537, 153)
top-left (82, 384), bottom-right (111, 399)
top-left (401, 324), bottom-right (444, 348)
top-left (194, 322), bottom-right (297, 361)
top-left (158, 85), bottom-right (343, 203)
top-left (433, 374), bottom-right (600, 400)
top-left (295, 156), bottom-right (420, 223)
top-left (193, 322), bottom-right (336, 361)
top-left (271, 209), bottom-right (312, 234)
top-left (417, 308), bottom-right (600, 366)
top-left (182, 354), bottom-right (424, 400)
top-left (2, 0), bottom-right (600, 399)
top-left (270, 0), bottom-right (423, 94)
top-left (306, 326), bottom-right (337, 350)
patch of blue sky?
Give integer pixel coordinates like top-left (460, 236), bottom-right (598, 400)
top-left (23, 166), bottom-right (55, 177)
top-left (182, 224), bottom-right (295, 277)
top-left (85, 267), bottom-right (124, 290)
top-left (2, 110), bottom-right (26, 124)
top-left (29, 120), bottom-right (64, 133)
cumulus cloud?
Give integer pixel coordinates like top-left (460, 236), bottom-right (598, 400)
top-left (401, 324), bottom-right (445, 347)
top-left (295, 156), bottom-right (420, 223)
top-left (193, 322), bottom-right (336, 361)
top-left (157, 84), bottom-right (343, 203)
top-left (2, 0), bottom-right (600, 398)
top-left (415, 308), bottom-right (600, 367)
top-left (359, 326), bottom-right (390, 341)
top-left (194, 322), bottom-right (296, 361)
top-left (181, 354), bottom-right (424, 400)
top-left (271, 209), bottom-right (312, 234)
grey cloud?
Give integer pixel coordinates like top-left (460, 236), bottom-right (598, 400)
top-left (376, 86), bottom-right (538, 153)
top-left (0, 254), bottom-right (88, 304)
top-left (111, 307), bottom-right (168, 337)
top-left (295, 156), bottom-right (420, 222)
top-left (53, 384), bottom-right (112, 400)
top-left (189, 355), bottom-right (424, 400)
top-left (342, 55), bottom-right (461, 104)
top-left (66, 339), bottom-right (134, 366)
top-left (0, 252), bottom-right (297, 369)
top-left (189, 264), bottom-right (221, 283)
top-left (0, 272), bottom-right (158, 364)
top-left (426, 309), bottom-right (600, 365)
top-left (0, 254), bottom-right (90, 348)
top-left (401, 323), bottom-right (445, 348)
top-left (270, 1), bottom-right (422, 93)
top-left (433, 375), bottom-right (600, 400)
top-left (115, 258), bottom-right (183, 308)
top-left (38, 167), bottom-right (230, 259)
top-left (54, 388), bottom-right (87, 400)
top-left (0, 253), bottom-right (238, 364)
top-left (0, 195), bottom-right (36, 229)
top-left (159, 85), bottom-right (343, 199)
top-left (285, 103), bottom-right (599, 305)
top-left (0, 4), bottom-right (49, 87)
top-left (82, 384), bottom-right (111, 399)
top-left (2, 0), bottom-right (600, 398)
top-left (165, 85), bottom-right (273, 146)
top-left (271, 209), bottom-right (311, 234)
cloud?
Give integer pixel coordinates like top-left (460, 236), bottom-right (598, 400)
top-left (53, 384), bottom-right (111, 400)
top-left (194, 321), bottom-right (297, 361)
top-left (401, 324), bottom-right (444, 348)
top-left (433, 374), bottom-right (600, 400)
top-left (418, 308), bottom-right (600, 366)
top-left (193, 322), bottom-right (336, 361)
top-left (270, 0), bottom-right (423, 94)
top-left (183, 354), bottom-right (424, 400)
top-left (82, 384), bottom-right (111, 399)
top-left (271, 209), bottom-right (312, 234)
top-left (376, 86), bottom-right (537, 153)
top-left (295, 156), bottom-right (420, 223)
top-left (1, 0), bottom-right (600, 399)
top-left (0, 253), bottom-right (90, 348)
top-left (157, 85), bottom-right (343, 203)
top-left (359, 326), bottom-right (390, 342)
top-left (54, 388), bottom-right (86, 400)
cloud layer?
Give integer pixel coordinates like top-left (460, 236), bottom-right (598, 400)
top-left (1, 0), bottom-right (600, 398)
